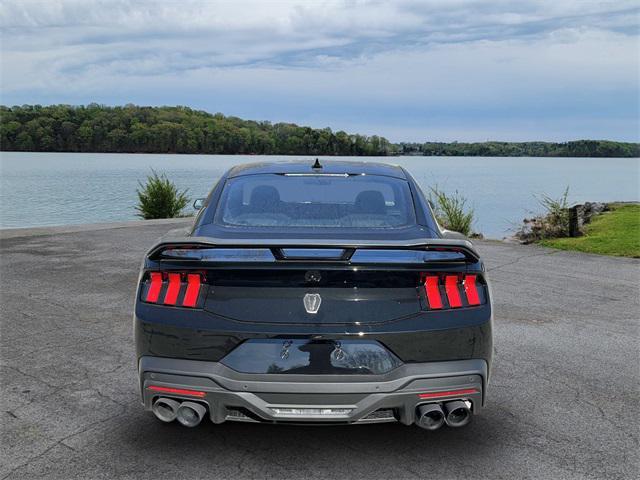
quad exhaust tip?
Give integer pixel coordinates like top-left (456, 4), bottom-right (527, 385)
top-left (416, 400), bottom-right (472, 430)
top-left (176, 401), bottom-right (207, 427)
top-left (443, 400), bottom-right (472, 428)
top-left (152, 397), bottom-right (180, 423)
top-left (152, 397), bottom-right (207, 427)
top-left (416, 403), bottom-right (445, 431)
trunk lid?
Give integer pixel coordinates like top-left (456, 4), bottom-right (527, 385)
top-left (144, 238), bottom-right (483, 326)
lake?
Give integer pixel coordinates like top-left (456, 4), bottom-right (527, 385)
top-left (1, 152), bottom-right (638, 238)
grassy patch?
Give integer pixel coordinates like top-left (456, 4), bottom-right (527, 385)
top-left (540, 204), bottom-right (640, 258)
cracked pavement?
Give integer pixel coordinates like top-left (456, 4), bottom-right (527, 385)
top-left (1, 220), bottom-right (638, 479)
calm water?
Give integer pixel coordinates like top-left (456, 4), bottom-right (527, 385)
top-left (1, 152), bottom-right (638, 238)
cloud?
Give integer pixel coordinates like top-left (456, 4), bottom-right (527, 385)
top-left (1, 0), bottom-right (638, 141)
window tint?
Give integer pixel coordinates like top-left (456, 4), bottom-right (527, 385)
top-left (214, 174), bottom-right (415, 228)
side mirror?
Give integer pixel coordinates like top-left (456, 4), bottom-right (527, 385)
top-left (193, 198), bottom-right (205, 210)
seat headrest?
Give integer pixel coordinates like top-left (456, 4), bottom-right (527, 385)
top-left (354, 190), bottom-right (386, 214)
top-left (249, 185), bottom-right (281, 213)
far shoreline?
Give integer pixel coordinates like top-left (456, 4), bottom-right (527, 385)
top-left (2, 105), bottom-right (639, 158)
top-left (1, 150), bottom-right (639, 159)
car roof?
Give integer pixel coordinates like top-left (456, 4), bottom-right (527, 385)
top-left (226, 160), bottom-right (408, 180)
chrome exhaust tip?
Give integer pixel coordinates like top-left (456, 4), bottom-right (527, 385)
top-left (444, 400), bottom-right (472, 428)
top-left (152, 397), bottom-right (180, 423)
top-left (176, 401), bottom-right (207, 427)
top-left (416, 403), bottom-right (445, 431)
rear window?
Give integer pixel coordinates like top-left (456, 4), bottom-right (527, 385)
top-left (214, 174), bottom-right (416, 228)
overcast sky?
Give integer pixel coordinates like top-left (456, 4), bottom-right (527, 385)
top-left (1, 0), bottom-right (638, 142)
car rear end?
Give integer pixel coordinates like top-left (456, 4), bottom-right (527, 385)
top-left (134, 163), bottom-right (492, 430)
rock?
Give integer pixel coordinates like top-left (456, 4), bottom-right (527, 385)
top-left (502, 235), bottom-right (524, 244)
top-left (569, 202), bottom-right (609, 237)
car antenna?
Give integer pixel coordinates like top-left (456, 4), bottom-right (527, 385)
top-left (312, 158), bottom-right (322, 169)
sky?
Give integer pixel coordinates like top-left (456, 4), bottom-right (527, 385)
top-left (1, 0), bottom-right (639, 142)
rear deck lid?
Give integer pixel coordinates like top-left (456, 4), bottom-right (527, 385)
top-left (146, 239), bottom-right (483, 326)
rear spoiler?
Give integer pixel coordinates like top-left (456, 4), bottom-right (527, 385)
top-left (146, 236), bottom-right (480, 264)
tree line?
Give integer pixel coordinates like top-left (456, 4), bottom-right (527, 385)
top-left (0, 104), bottom-right (392, 156)
top-left (1, 104), bottom-right (638, 157)
top-left (397, 140), bottom-right (639, 158)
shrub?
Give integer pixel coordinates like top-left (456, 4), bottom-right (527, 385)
top-left (429, 186), bottom-right (474, 236)
top-left (535, 186), bottom-right (570, 237)
top-left (136, 170), bottom-right (190, 219)
top-left (514, 186), bottom-right (570, 242)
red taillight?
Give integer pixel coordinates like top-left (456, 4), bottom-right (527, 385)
top-left (445, 275), bottom-right (462, 308)
top-left (424, 276), bottom-right (443, 309)
top-left (145, 272), bottom-right (163, 303)
top-left (142, 272), bottom-right (203, 308)
top-left (417, 388), bottom-right (479, 399)
top-left (182, 274), bottom-right (201, 308)
top-left (147, 385), bottom-right (206, 398)
top-left (163, 273), bottom-right (182, 305)
top-left (464, 275), bottom-right (480, 306)
top-left (421, 273), bottom-right (484, 310)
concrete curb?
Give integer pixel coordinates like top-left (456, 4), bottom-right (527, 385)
top-left (0, 217), bottom-right (193, 240)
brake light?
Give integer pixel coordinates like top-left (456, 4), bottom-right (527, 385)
top-left (445, 275), bottom-right (462, 308)
top-left (424, 276), bottom-right (443, 309)
top-left (145, 272), bottom-right (163, 303)
top-left (182, 274), bottom-right (201, 308)
top-left (421, 274), bottom-right (484, 310)
top-left (163, 273), bottom-right (181, 305)
top-left (464, 275), bottom-right (480, 306)
top-left (141, 272), bottom-right (204, 308)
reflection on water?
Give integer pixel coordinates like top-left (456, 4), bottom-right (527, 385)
top-left (1, 152), bottom-right (638, 237)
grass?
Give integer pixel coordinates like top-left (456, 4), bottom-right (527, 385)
top-left (540, 203), bottom-right (640, 258)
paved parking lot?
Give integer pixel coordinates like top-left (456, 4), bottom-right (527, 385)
top-left (1, 220), bottom-right (638, 479)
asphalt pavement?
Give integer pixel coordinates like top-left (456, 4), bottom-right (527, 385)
top-left (1, 219), bottom-right (638, 479)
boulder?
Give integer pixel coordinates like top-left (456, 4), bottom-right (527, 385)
top-left (568, 202), bottom-right (608, 237)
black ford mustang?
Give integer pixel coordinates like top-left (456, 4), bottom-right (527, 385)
top-left (134, 160), bottom-right (493, 430)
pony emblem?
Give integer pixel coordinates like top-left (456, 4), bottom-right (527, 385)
top-left (303, 293), bottom-right (322, 314)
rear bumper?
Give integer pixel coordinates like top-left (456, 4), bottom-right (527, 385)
top-left (139, 356), bottom-right (487, 425)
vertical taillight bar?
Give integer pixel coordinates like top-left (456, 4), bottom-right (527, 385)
top-left (145, 272), bottom-right (163, 303)
top-left (464, 275), bottom-right (481, 306)
top-left (163, 273), bottom-right (182, 305)
top-left (445, 275), bottom-right (462, 308)
top-left (424, 276), bottom-right (443, 309)
top-left (182, 274), bottom-right (201, 307)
